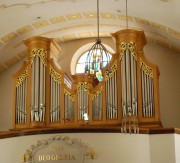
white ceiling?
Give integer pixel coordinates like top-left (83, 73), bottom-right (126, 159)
top-left (0, 0), bottom-right (179, 72)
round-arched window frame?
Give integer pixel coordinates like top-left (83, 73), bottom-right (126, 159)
top-left (70, 43), bottom-right (114, 82)
top-left (76, 49), bottom-right (112, 81)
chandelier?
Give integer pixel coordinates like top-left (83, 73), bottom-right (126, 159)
top-left (85, 0), bottom-right (111, 78)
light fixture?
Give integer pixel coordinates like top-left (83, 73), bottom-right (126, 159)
top-left (85, 0), bottom-right (111, 79)
top-left (120, 0), bottom-right (139, 134)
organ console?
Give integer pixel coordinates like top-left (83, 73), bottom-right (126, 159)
top-left (12, 29), bottom-right (162, 130)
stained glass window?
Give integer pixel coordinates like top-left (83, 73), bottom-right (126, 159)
top-left (76, 49), bottom-right (112, 81)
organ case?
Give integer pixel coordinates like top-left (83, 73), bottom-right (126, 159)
top-left (12, 29), bottom-right (162, 130)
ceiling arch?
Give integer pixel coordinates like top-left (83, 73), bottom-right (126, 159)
top-left (0, 0), bottom-right (179, 73)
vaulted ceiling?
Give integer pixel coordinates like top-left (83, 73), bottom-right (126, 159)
top-left (0, 0), bottom-right (179, 73)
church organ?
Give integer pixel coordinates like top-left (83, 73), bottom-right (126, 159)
top-left (12, 29), bottom-right (162, 130)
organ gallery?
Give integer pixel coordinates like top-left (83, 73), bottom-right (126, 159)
top-left (12, 29), bottom-right (162, 131)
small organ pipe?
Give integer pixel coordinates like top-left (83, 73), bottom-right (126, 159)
top-left (141, 70), bottom-right (145, 117)
top-left (126, 49), bottom-right (130, 107)
top-left (149, 78), bottom-right (152, 117)
top-left (15, 87), bottom-right (18, 123)
top-left (52, 79), bottom-right (55, 122)
top-left (40, 61), bottom-right (43, 107)
top-left (57, 84), bottom-right (60, 122)
top-left (131, 56), bottom-right (135, 116)
top-left (55, 81), bottom-right (57, 122)
top-left (24, 78), bottom-right (27, 123)
top-left (21, 82), bottom-right (24, 123)
top-left (34, 56), bottom-right (39, 113)
top-left (111, 75), bottom-right (114, 119)
top-left (133, 59), bottom-right (137, 116)
top-left (114, 71), bottom-right (117, 119)
top-left (31, 62), bottom-right (35, 112)
top-left (99, 93), bottom-right (101, 119)
top-left (16, 86), bottom-right (19, 124)
top-left (19, 83), bottom-right (22, 124)
top-left (78, 90), bottom-right (80, 119)
top-left (50, 76), bottom-right (53, 122)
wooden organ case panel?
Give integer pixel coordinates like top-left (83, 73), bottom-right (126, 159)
top-left (112, 29), bottom-right (162, 128)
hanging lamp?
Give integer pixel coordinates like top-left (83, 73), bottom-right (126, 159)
top-left (85, 0), bottom-right (111, 79)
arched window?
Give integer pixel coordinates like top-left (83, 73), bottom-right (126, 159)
top-left (76, 49), bottom-right (112, 81)
top-left (70, 43), bottom-right (114, 81)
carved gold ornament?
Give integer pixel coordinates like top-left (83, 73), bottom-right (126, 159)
top-left (77, 82), bottom-right (89, 92)
top-left (92, 87), bottom-right (102, 100)
top-left (22, 135), bottom-right (97, 162)
top-left (30, 48), bottom-right (47, 65)
top-left (50, 67), bottom-right (61, 84)
top-left (64, 89), bottom-right (74, 101)
top-left (105, 61), bottom-right (117, 81)
top-left (140, 58), bottom-right (153, 78)
top-left (120, 42), bottom-right (137, 60)
top-left (21, 150), bottom-right (32, 162)
top-left (16, 70), bottom-right (28, 87)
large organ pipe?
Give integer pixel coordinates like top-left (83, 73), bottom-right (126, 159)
top-left (64, 94), bottom-right (67, 118)
top-left (147, 75), bottom-right (151, 117)
top-left (114, 71), bottom-right (117, 119)
top-left (141, 70), bottom-right (145, 117)
top-left (42, 65), bottom-right (46, 122)
top-left (112, 74), bottom-right (114, 119)
top-left (99, 92), bottom-right (102, 119)
top-left (82, 88), bottom-right (84, 119)
top-left (105, 79), bottom-right (108, 118)
top-left (56, 82), bottom-right (59, 121)
top-left (34, 56), bottom-right (39, 121)
top-left (107, 78), bottom-right (110, 119)
top-left (31, 61), bottom-right (35, 121)
top-left (109, 77), bottom-right (111, 119)
top-left (57, 84), bottom-right (60, 122)
top-left (133, 59), bottom-right (137, 116)
top-left (121, 54), bottom-right (126, 116)
top-left (39, 61), bottom-right (43, 121)
top-left (144, 73), bottom-right (148, 117)
top-left (80, 88), bottom-right (82, 119)
top-left (130, 54), bottom-right (135, 116)
top-left (125, 49), bottom-right (130, 107)
top-left (79, 88), bottom-right (81, 119)
top-left (78, 89), bottom-right (80, 119)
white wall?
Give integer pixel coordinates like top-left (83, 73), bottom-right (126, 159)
top-left (0, 133), bottom-right (179, 163)
top-left (149, 134), bottom-right (176, 163)
top-left (174, 134), bottom-right (180, 163)
top-left (0, 133), bottom-right (150, 163)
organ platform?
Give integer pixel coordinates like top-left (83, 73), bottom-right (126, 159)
top-left (12, 29), bottom-right (162, 130)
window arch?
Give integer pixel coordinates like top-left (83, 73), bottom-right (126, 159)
top-left (70, 43), bottom-right (114, 81)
